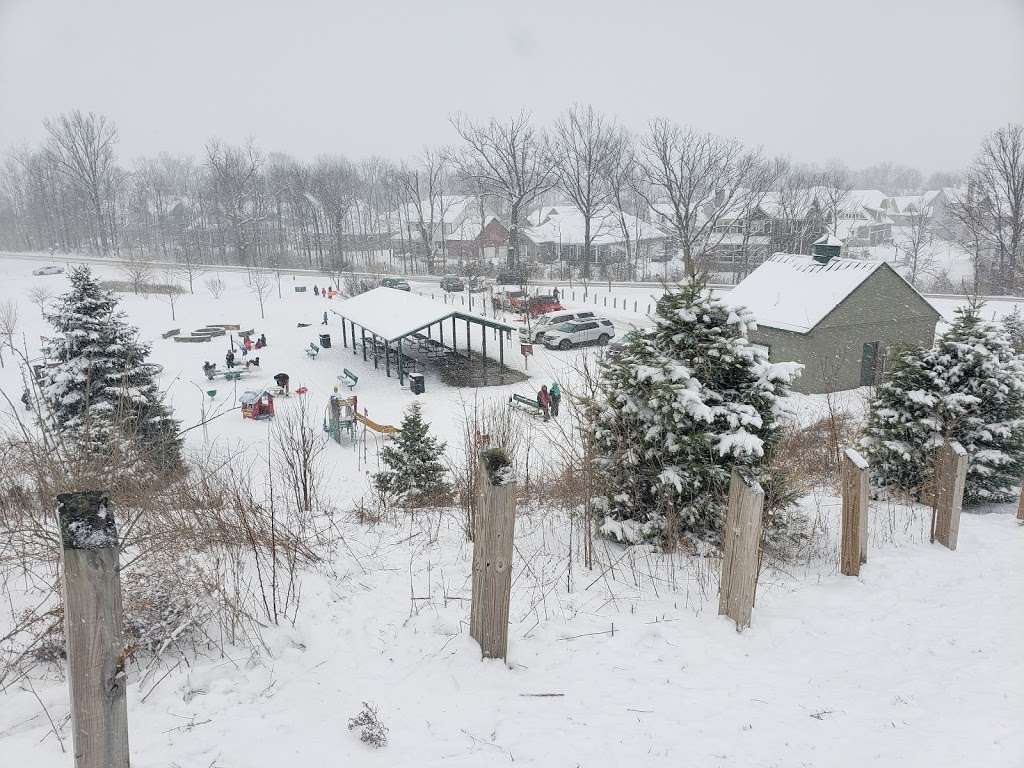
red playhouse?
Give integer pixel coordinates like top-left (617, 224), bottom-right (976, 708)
top-left (240, 389), bottom-right (275, 420)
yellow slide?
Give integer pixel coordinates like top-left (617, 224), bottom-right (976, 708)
top-left (355, 412), bottom-right (400, 434)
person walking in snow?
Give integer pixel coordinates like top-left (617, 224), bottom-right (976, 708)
top-left (322, 311), bottom-right (328, 325)
top-left (225, 349), bottom-right (236, 369)
top-left (553, 286), bottom-right (560, 302)
top-left (550, 381), bottom-right (562, 417)
top-left (21, 388), bottom-right (32, 410)
top-left (537, 384), bottom-right (552, 422)
top-left (314, 285), bottom-right (320, 296)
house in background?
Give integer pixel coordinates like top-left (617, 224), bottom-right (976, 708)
top-left (522, 205), bottom-right (665, 270)
top-left (724, 240), bottom-right (940, 393)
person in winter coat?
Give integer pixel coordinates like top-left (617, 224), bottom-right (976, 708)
top-left (537, 384), bottom-right (552, 421)
top-left (255, 333), bottom-right (267, 349)
top-left (314, 285), bottom-right (320, 296)
top-left (550, 381), bottom-right (562, 417)
top-left (274, 372), bottom-right (290, 394)
top-left (225, 349), bottom-right (236, 369)
top-left (553, 287), bottom-right (560, 302)
top-left (322, 311), bottom-right (329, 325)
top-left (243, 334), bottom-right (253, 351)
top-left (21, 388), bottom-right (32, 410)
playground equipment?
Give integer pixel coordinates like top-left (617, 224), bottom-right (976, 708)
top-left (355, 412), bottom-right (399, 435)
top-left (325, 394), bottom-right (358, 444)
top-left (240, 389), bottom-right (275, 420)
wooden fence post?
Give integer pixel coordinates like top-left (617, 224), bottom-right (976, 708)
top-left (58, 491), bottom-right (130, 768)
top-left (470, 451), bottom-right (516, 659)
top-left (1018, 487), bottom-right (1024, 522)
top-left (934, 441), bottom-right (968, 550)
top-left (718, 469), bottom-right (764, 631)
top-left (840, 448), bottom-right (869, 575)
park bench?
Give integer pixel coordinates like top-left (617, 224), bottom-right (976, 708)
top-left (224, 370), bottom-right (243, 382)
top-left (238, 328), bottom-right (255, 338)
top-left (509, 394), bottom-right (542, 415)
top-left (306, 343), bottom-right (320, 359)
top-left (340, 368), bottom-right (359, 389)
top-left (161, 328), bottom-right (180, 339)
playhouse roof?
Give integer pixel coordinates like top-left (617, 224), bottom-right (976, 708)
top-left (332, 287), bottom-right (515, 342)
top-left (239, 389), bottom-right (271, 404)
top-left (725, 253), bottom-right (924, 334)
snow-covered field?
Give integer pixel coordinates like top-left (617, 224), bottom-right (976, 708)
top-left (1, 255), bottom-right (1022, 767)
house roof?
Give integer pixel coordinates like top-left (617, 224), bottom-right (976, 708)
top-left (331, 287), bottom-right (515, 342)
top-left (724, 253), bottom-right (936, 334)
top-left (524, 205), bottom-right (662, 245)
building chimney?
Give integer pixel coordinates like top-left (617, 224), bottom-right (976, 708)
top-left (812, 234), bottom-right (843, 264)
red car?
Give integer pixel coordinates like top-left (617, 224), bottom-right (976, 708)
top-left (523, 295), bottom-right (564, 317)
top-left (494, 289), bottom-right (527, 311)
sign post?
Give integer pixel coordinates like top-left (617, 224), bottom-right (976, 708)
top-left (520, 342), bottom-right (533, 370)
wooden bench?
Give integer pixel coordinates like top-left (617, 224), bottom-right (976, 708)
top-left (340, 368), bottom-right (359, 389)
top-left (224, 370), bottom-right (244, 382)
top-left (306, 343), bottom-right (320, 359)
top-left (161, 328), bottom-right (180, 339)
top-left (509, 394), bottom-right (542, 414)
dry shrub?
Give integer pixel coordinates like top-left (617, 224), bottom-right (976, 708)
top-left (772, 412), bottom-right (863, 494)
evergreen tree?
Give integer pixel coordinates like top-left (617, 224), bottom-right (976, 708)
top-left (860, 345), bottom-right (943, 497)
top-left (589, 280), bottom-right (801, 545)
top-left (1002, 305), bottom-right (1024, 355)
top-left (863, 302), bottom-right (1024, 504)
top-left (40, 266), bottom-right (182, 470)
top-left (374, 403), bottom-right (449, 504)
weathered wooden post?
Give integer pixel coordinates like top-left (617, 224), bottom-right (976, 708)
top-left (57, 491), bottom-right (130, 768)
top-left (1017, 488), bottom-right (1024, 522)
top-left (718, 469), bottom-right (764, 631)
top-left (470, 449), bottom-right (516, 659)
top-left (934, 441), bottom-right (968, 550)
top-left (840, 448), bottom-right (869, 575)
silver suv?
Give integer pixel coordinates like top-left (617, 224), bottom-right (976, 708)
top-left (519, 311), bottom-right (596, 343)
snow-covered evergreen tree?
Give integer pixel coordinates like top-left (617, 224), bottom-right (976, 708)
top-left (589, 280), bottom-right (801, 545)
top-left (863, 302), bottom-right (1024, 504)
top-left (860, 345), bottom-right (943, 497)
top-left (374, 403), bottom-right (449, 504)
top-left (40, 266), bottom-right (182, 470)
top-left (1002, 305), bottom-right (1024, 355)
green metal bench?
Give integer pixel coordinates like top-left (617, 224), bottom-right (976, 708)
top-left (224, 370), bottom-right (243, 382)
top-left (340, 368), bottom-right (358, 389)
top-left (509, 394), bottom-right (542, 414)
top-left (306, 343), bottom-right (320, 359)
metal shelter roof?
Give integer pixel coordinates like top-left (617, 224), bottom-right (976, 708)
top-left (330, 287), bottom-right (515, 342)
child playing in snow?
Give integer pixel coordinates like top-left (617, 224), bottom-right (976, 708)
top-left (537, 385), bottom-right (552, 421)
top-left (550, 381), bottom-right (561, 417)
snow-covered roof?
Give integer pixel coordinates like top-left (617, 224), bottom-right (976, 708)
top-left (524, 206), bottom-right (662, 245)
top-left (813, 234), bottom-right (843, 247)
top-left (726, 253), bottom-right (902, 334)
top-left (332, 287), bottom-right (514, 342)
top-left (844, 189), bottom-right (887, 211)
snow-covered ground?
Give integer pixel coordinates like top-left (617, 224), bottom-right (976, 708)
top-left (1, 255), bottom-right (1022, 766)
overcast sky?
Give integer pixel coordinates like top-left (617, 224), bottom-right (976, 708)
top-left (1, 0), bottom-right (1021, 172)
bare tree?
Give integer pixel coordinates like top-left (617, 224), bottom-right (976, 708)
top-left (0, 299), bottom-right (17, 369)
top-left (42, 110), bottom-right (118, 254)
top-left (451, 111), bottom-right (554, 271)
top-left (26, 285), bottom-right (53, 317)
top-left (965, 123), bottom-right (1024, 292)
top-left (638, 119), bottom-right (760, 276)
top-left (160, 269), bottom-right (182, 321)
top-left (176, 251), bottom-right (206, 294)
top-left (551, 105), bottom-right (627, 279)
top-left (205, 275), bottom-right (226, 300)
top-left (602, 132), bottom-right (641, 277)
top-left (818, 164), bottom-right (852, 235)
top-left (251, 270), bottom-right (272, 318)
top-left (896, 206), bottom-right (936, 288)
top-left (121, 253), bottom-right (154, 294)
top-left (206, 139), bottom-right (265, 268)
top-left (311, 156), bottom-right (360, 274)
top-left (395, 148), bottom-right (451, 274)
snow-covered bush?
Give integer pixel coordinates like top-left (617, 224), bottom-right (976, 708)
top-left (863, 301), bottom-right (1024, 504)
top-left (588, 279), bottom-right (801, 546)
top-left (348, 701), bottom-right (388, 748)
top-left (40, 265), bottom-right (182, 471)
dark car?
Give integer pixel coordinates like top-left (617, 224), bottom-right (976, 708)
top-left (440, 275), bottom-right (465, 292)
top-left (381, 277), bottom-right (411, 292)
top-left (496, 270), bottom-right (527, 286)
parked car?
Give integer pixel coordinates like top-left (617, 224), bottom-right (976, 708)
top-left (522, 294), bottom-right (564, 317)
top-left (541, 318), bottom-right (616, 350)
top-left (32, 265), bottom-right (64, 276)
top-left (493, 289), bottom-right (527, 311)
top-left (496, 270), bottom-right (527, 286)
top-left (440, 275), bottom-right (465, 292)
top-left (519, 310), bottom-right (596, 343)
top-left (380, 277), bottom-right (411, 292)
top-left (467, 277), bottom-right (488, 292)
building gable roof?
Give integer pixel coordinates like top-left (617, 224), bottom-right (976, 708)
top-left (725, 253), bottom-right (938, 334)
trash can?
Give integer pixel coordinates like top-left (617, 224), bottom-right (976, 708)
top-left (409, 373), bottom-right (425, 395)
top-left (319, 333), bottom-right (332, 349)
